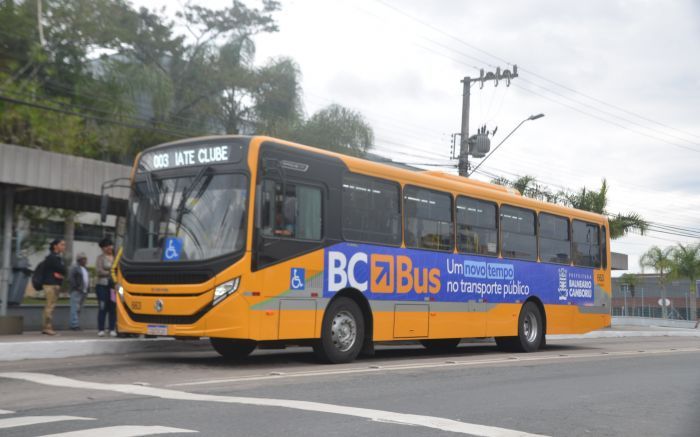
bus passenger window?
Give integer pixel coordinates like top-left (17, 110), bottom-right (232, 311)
top-left (539, 213), bottom-right (571, 264)
top-left (456, 196), bottom-right (498, 256)
top-left (500, 205), bottom-right (536, 261)
top-left (259, 180), bottom-right (322, 240)
top-left (342, 173), bottom-right (401, 245)
top-left (572, 220), bottom-right (601, 268)
top-left (404, 186), bottom-right (453, 251)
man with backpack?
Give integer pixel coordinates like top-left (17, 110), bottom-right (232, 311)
top-left (42, 239), bottom-right (66, 335)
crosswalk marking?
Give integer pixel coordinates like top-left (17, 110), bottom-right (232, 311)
top-left (0, 409), bottom-right (14, 414)
top-left (0, 415), bottom-right (93, 429)
top-left (38, 425), bottom-right (197, 436)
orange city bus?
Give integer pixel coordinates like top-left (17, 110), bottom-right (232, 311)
top-left (114, 135), bottom-right (611, 363)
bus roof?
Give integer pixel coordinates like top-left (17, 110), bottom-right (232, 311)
top-left (142, 135), bottom-right (608, 225)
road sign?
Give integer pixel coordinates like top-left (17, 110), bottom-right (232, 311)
top-left (658, 298), bottom-right (671, 307)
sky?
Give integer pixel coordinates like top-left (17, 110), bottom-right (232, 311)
top-left (135, 0), bottom-right (700, 274)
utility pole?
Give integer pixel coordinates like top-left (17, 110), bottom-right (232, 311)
top-left (457, 65), bottom-right (518, 177)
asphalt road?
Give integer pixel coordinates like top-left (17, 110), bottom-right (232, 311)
top-left (0, 336), bottom-right (698, 437)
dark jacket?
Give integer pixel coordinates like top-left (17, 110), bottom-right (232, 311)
top-left (68, 264), bottom-right (88, 293)
top-left (43, 252), bottom-right (66, 286)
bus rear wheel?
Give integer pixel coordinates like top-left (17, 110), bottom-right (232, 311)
top-left (495, 302), bottom-right (544, 353)
top-left (313, 297), bottom-right (364, 364)
top-left (210, 338), bottom-right (257, 360)
top-left (420, 338), bottom-right (461, 353)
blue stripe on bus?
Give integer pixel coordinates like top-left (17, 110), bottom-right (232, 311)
top-left (323, 243), bottom-right (595, 305)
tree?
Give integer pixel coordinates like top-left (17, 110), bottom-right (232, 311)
top-left (0, 0), bottom-right (290, 162)
top-left (639, 246), bottom-right (674, 319)
top-left (490, 176), bottom-right (647, 239)
top-left (291, 104), bottom-right (374, 157)
top-left (670, 243), bottom-right (700, 322)
top-left (565, 179), bottom-right (647, 239)
top-left (491, 174), bottom-right (562, 203)
top-left (619, 272), bottom-right (639, 315)
top-left (253, 57), bottom-right (303, 137)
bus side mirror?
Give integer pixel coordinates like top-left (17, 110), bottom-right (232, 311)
top-left (100, 193), bottom-right (109, 223)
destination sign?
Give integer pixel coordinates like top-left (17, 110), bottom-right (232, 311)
top-left (138, 142), bottom-right (245, 172)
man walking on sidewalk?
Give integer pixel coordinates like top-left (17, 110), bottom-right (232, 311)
top-left (68, 252), bottom-right (89, 331)
top-left (42, 239), bottom-right (66, 335)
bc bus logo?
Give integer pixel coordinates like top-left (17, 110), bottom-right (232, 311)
top-left (327, 250), bottom-right (440, 295)
top-left (162, 237), bottom-right (183, 261)
top-left (290, 268), bottom-right (305, 290)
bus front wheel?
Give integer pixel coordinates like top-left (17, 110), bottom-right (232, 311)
top-left (210, 338), bottom-right (257, 360)
top-left (495, 302), bottom-right (544, 353)
top-left (314, 297), bottom-right (364, 364)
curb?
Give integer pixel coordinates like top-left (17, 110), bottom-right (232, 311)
top-left (0, 338), bottom-right (209, 362)
top-left (549, 330), bottom-right (700, 340)
top-left (1, 330), bottom-right (698, 362)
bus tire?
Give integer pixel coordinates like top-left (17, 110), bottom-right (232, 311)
top-left (420, 338), bottom-right (461, 353)
top-left (210, 338), bottom-right (257, 360)
top-left (495, 302), bottom-right (544, 352)
top-left (313, 297), bottom-right (364, 364)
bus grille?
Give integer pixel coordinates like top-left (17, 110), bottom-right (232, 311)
top-left (122, 271), bottom-right (212, 285)
top-left (125, 304), bottom-right (211, 325)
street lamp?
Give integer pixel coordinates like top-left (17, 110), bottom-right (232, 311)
top-left (468, 113), bottom-right (545, 177)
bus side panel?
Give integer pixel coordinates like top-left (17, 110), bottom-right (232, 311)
top-left (485, 304), bottom-right (520, 337)
top-left (244, 249), bottom-right (326, 341)
top-left (428, 310), bottom-right (487, 339)
top-left (542, 304), bottom-right (575, 334)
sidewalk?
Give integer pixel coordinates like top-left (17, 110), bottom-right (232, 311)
top-left (1, 325), bottom-right (698, 362)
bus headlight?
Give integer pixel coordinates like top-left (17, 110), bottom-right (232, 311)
top-left (116, 284), bottom-right (124, 303)
top-left (213, 277), bottom-right (240, 306)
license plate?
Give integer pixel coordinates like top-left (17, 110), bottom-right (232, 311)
top-left (147, 325), bottom-right (168, 336)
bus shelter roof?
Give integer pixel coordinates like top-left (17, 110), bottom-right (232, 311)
top-left (0, 143), bottom-right (131, 215)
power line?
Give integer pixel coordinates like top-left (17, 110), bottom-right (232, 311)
top-left (371, 0), bottom-right (700, 146)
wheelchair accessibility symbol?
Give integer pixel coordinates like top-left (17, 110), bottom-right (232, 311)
top-left (290, 268), bottom-right (305, 290)
top-left (162, 237), bottom-right (183, 261)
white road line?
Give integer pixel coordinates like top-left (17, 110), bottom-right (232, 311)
top-left (170, 346), bottom-right (700, 387)
top-left (0, 415), bottom-right (93, 429)
top-left (0, 409), bottom-right (14, 414)
top-left (38, 425), bottom-right (197, 436)
top-left (0, 372), bottom-right (548, 437)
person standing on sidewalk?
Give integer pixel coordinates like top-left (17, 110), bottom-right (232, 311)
top-left (42, 239), bottom-right (66, 336)
top-left (68, 252), bottom-right (89, 331)
top-left (95, 238), bottom-right (116, 337)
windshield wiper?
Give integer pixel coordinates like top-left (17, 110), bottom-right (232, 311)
top-left (173, 166), bottom-right (212, 235)
top-left (144, 171), bottom-right (160, 210)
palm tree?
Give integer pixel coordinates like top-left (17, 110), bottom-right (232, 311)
top-left (565, 179), bottom-right (648, 239)
top-left (639, 246), bottom-right (674, 319)
top-left (493, 176), bottom-right (647, 239)
top-left (670, 243), bottom-right (700, 322)
top-left (619, 273), bottom-right (639, 316)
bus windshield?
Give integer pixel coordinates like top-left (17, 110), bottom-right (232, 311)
top-left (124, 172), bottom-right (248, 262)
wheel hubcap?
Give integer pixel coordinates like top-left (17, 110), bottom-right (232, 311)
top-left (331, 310), bottom-right (357, 352)
top-left (524, 312), bottom-right (538, 343)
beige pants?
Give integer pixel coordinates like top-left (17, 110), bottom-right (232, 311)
top-left (43, 285), bottom-right (60, 330)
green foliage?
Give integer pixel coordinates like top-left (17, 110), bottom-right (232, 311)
top-left (0, 0), bottom-right (375, 164)
top-left (669, 243), bottom-right (700, 320)
top-left (640, 246), bottom-right (673, 281)
top-left (670, 243), bottom-right (700, 284)
top-left (491, 175), bottom-right (647, 240)
top-left (619, 273), bottom-right (639, 287)
top-left (290, 104), bottom-right (374, 157)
